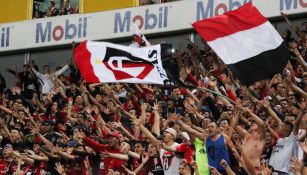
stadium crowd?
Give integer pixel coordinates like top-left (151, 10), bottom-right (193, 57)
top-left (0, 21), bottom-right (306, 175)
top-left (32, 0), bottom-right (180, 19)
top-left (33, 0), bottom-right (79, 19)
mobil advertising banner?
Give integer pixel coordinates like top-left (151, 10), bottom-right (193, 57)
top-left (0, 0), bottom-right (306, 52)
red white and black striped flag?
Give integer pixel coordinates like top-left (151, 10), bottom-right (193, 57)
top-left (192, 2), bottom-right (289, 86)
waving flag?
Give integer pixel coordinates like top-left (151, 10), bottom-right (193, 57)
top-left (74, 41), bottom-right (169, 84)
top-left (192, 2), bottom-right (289, 86)
top-left (130, 23), bottom-right (151, 48)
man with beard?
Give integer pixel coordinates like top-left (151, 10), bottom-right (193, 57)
top-left (178, 120), bottom-right (236, 175)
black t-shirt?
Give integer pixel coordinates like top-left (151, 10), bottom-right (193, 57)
top-left (126, 155), bottom-right (142, 171)
top-left (43, 132), bottom-right (60, 144)
top-left (12, 141), bottom-right (28, 152)
top-left (144, 156), bottom-right (164, 175)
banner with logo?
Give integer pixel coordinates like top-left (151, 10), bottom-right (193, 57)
top-left (74, 41), bottom-right (169, 84)
top-left (0, 0), bottom-right (306, 52)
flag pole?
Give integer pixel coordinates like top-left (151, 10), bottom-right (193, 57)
top-left (71, 41), bottom-right (76, 66)
top-left (280, 12), bottom-right (301, 37)
top-left (197, 87), bottom-right (236, 104)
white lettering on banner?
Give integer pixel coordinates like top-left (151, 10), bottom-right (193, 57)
top-left (0, 26), bottom-right (11, 47)
top-left (114, 6), bottom-right (168, 33)
top-left (0, 0), bottom-right (306, 52)
top-left (196, 0), bottom-right (252, 20)
top-left (36, 17), bottom-right (87, 43)
top-left (280, 0), bottom-right (307, 10)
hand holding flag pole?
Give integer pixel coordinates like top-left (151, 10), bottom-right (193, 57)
top-left (280, 12), bottom-right (301, 38)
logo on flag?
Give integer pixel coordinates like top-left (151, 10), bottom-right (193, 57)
top-left (101, 47), bottom-right (155, 80)
top-left (74, 41), bottom-right (169, 84)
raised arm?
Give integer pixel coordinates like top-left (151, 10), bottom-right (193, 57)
top-left (220, 159), bottom-right (236, 175)
top-left (0, 104), bottom-right (13, 114)
top-left (54, 64), bottom-right (69, 77)
top-left (151, 103), bottom-right (161, 136)
top-left (244, 107), bottom-right (266, 139)
top-left (100, 151), bottom-right (129, 161)
top-left (55, 149), bottom-right (75, 160)
top-left (162, 143), bottom-right (177, 152)
top-left (292, 47), bottom-right (307, 71)
top-left (287, 78), bottom-right (307, 98)
top-left (27, 153), bottom-right (49, 162)
top-left (31, 67), bottom-right (45, 80)
top-left (261, 100), bottom-right (283, 126)
top-left (177, 120), bottom-right (206, 141)
top-left (138, 123), bottom-right (159, 144)
top-left (293, 108), bottom-right (304, 136)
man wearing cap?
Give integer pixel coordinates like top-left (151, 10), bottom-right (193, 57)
top-left (77, 131), bottom-right (124, 174)
top-left (137, 122), bottom-right (182, 175)
top-left (162, 132), bottom-right (195, 164)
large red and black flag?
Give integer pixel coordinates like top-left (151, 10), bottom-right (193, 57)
top-left (192, 2), bottom-right (289, 86)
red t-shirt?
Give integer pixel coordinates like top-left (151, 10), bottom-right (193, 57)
top-left (0, 159), bottom-right (17, 175)
top-left (176, 143), bottom-right (195, 164)
top-left (69, 157), bottom-right (87, 175)
top-left (35, 162), bottom-right (47, 175)
top-left (83, 137), bottom-right (123, 174)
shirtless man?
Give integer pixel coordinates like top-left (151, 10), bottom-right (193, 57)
top-left (233, 107), bottom-right (266, 173)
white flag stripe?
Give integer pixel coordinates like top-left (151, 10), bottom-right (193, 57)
top-left (207, 21), bottom-right (283, 64)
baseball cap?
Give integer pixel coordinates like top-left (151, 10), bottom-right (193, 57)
top-left (165, 128), bottom-right (177, 139)
top-left (181, 132), bottom-right (190, 141)
top-left (4, 144), bottom-right (12, 149)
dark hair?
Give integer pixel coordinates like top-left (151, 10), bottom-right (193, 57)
top-left (293, 103), bottom-right (300, 109)
top-left (219, 118), bottom-right (230, 125)
top-left (43, 65), bottom-right (49, 69)
top-left (284, 121), bottom-right (294, 132)
top-left (279, 98), bottom-right (288, 103)
top-left (132, 140), bottom-right (147, 148)
top-left (49, 1), bottom-right (55, 7)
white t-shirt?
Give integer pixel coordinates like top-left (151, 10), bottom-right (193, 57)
top-left (269, 133), bottom-right (298, 174)
top-left (159, 142), bottom-right (182, 175)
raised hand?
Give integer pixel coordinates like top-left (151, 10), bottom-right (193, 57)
top-left (55, 162), bottom-right (66, 175)
top-left (220, 159), bottom-right (228, 169)
top-left (209, 166), bottom-right (222, 175)
top-left (100, 151), bottom-right (111, 159)
top-left (261, 99), bottom-right (270, 109)
top-left (142, 153), bottom-right (150, 164)
top-left (152, 102), bottom-right (159, 112)
top-left (121, 164), bottom-right (135, 175)
top-left (0, 118), bottom-right (5, 128)
top-left (260, 163), bottom-right (272, 175)
top-left (289, 156), bottom-right (303, 174)
top-left (299, 141), bottom-right (307, 154)
top-left (141, 102), bottom-right (148, 112)
top-left (102, 107), bottom-right (110, 115)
